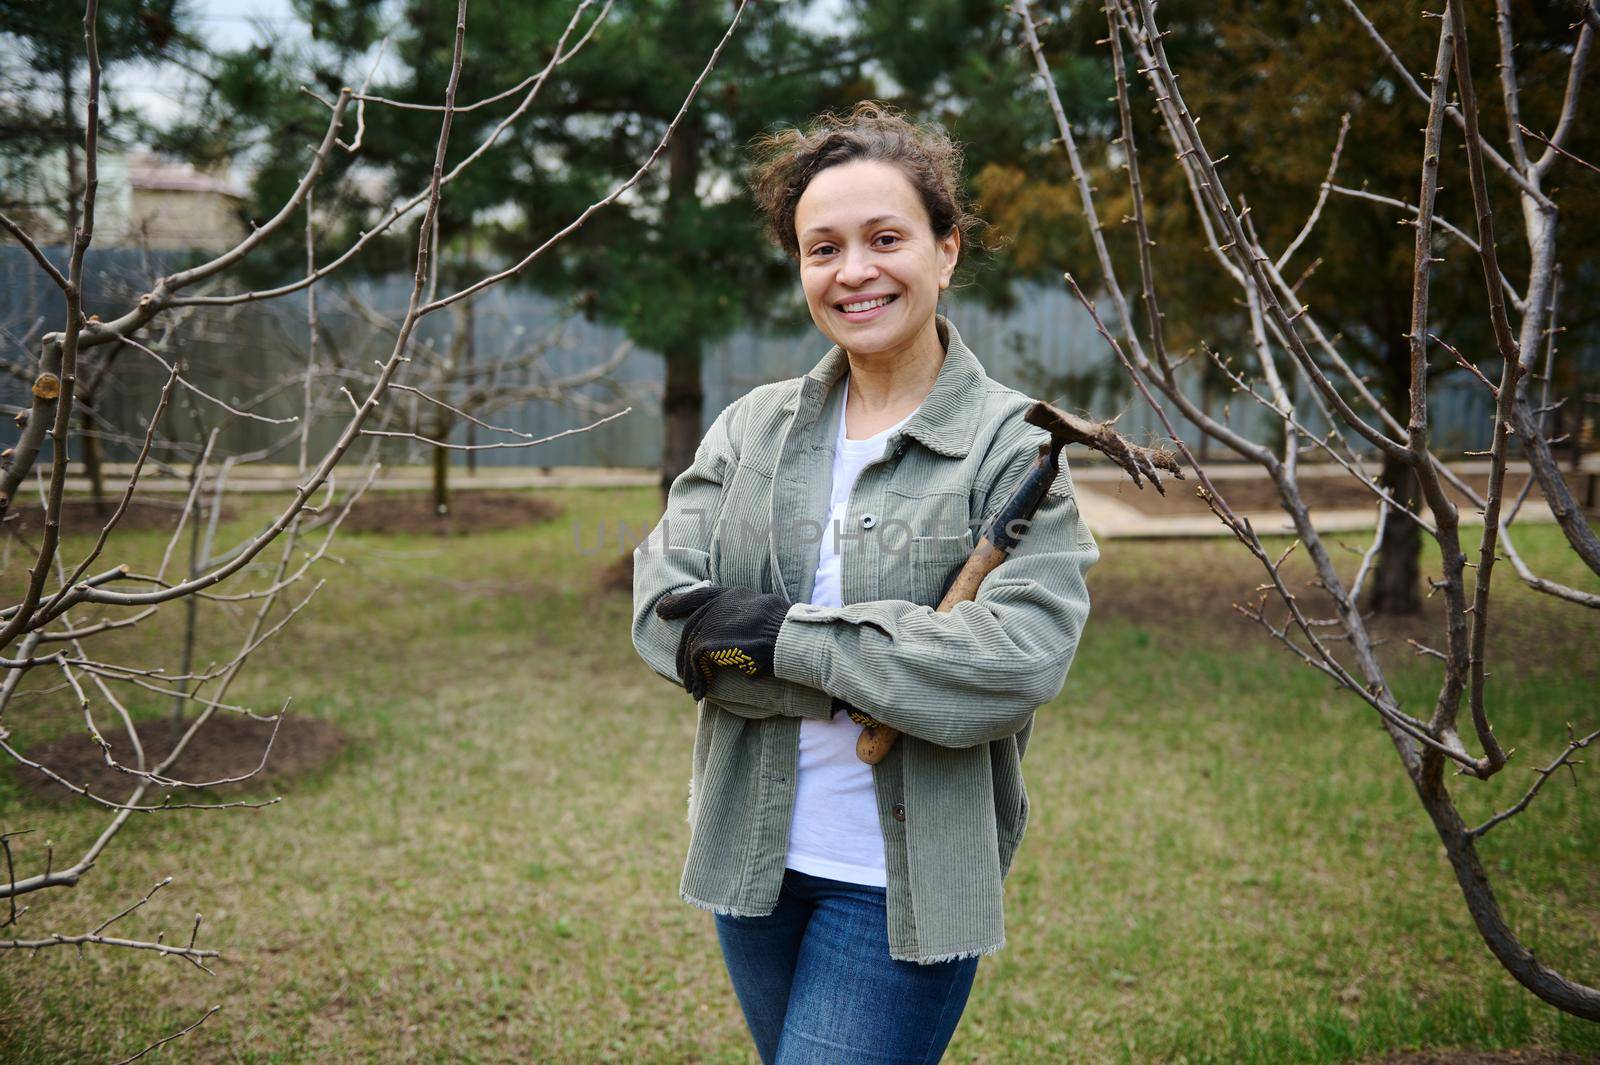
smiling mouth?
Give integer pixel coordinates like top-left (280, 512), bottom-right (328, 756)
top-left (836, 294), bottom-right (899, 315)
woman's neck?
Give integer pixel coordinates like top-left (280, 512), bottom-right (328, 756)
top-left (842, 316), bottom-right (946, 437)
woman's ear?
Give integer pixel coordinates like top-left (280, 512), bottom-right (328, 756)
top-left (938, 229), bottom-right (960, 290)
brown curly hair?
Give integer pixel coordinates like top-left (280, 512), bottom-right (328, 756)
top-left (745, 100), bottom-right (995, 265)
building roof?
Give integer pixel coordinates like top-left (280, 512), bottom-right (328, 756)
top-left (125, 152), bottom-right (247, 199)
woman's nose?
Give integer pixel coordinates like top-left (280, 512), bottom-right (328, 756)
top-left (836, 244), bottom-right (879, 285)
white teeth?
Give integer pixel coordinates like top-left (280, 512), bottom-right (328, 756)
top-left (841, 295), bottom-right (893, 313)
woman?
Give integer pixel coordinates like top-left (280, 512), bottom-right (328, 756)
top-left (630, 101), bottom-right (1098, 1065)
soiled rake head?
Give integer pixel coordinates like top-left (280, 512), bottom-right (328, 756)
top-left (1024, 399), bottom-right (1184, 494)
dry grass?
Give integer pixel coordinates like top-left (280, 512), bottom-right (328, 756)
top-left (0, 486), bottom-right (1596, 1063)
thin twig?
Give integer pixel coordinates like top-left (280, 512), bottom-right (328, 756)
top-left (1468, 728), bottom-right (1600, 840)
top-left (110, 1004), bottom-right (222, 1065)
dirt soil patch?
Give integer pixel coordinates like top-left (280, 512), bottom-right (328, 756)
top-left (10, 713), bottom-right (349, 804)
top-left (1091, 536), bottom-right (1344, 626)
top-left (1086, 534), bottom-right (1600, 682)
top-left (3, 498), bottom-right (236, 538)
top-left (1094, 534), bottom-right (1432, 646)
top-left (341, 490), bottom-right (562, 535)
top-left (600, 550), bottom-right (634, 594)
top-left (1360, 1051), bottom-right (1598, 1064)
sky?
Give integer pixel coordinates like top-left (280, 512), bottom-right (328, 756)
top-left (113, 0), bottom-right (361, 128)
top-left (189, 0), bottom-right (309, 51)
top-left (189, 0), bottom-right (848, 50)
top-left (113, 0), bottom-right (852, 134)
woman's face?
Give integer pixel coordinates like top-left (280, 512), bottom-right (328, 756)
top-left (793, 159), bottom-right (960, 360)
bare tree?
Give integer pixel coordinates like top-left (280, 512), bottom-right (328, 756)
top-left (0, 0), bottom-right (750, 1054)
top-left (338, 286), bottom-right (638, 514)
top-left (1011, 0), bottom-right (1597, 1020)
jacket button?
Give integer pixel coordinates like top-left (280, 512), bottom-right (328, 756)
top-left (892, 801), bottom-right (906, 822)
top-left (860, 513), bottom-right (878, 529)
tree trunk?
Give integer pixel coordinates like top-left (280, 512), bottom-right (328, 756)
top-left (430, 412), bottom-right (453, 516)
top-left (432, 437), bottom-right (450, 515)
top-left (80, 405), bottom-right (105, 516)
top-left (661, 341), bottom-right (704, 503)
top-left (76, 345), bottom-right (124, 517)
top-left (1416, 779), bottom-right (1600, 1019)
top-left (658, 58), bottom-right (703, 508)
top-left (464, 231), bottom-right (478, 475)
top-left (1366, 445), bottom-right (1422, 615)
top-left (1364, 333), bottom-right (1424, 616)
top-left (172, 461), bottom-right (205, 742)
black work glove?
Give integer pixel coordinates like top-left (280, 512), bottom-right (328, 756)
top-left (654, 585), bottom-right (791, 701)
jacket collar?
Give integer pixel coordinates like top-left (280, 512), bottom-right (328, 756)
top-left (799, 314), bottom-right (986, 459)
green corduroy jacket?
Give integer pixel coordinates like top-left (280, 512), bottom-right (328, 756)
top-left (630, 314), bottom-right (1099, 964)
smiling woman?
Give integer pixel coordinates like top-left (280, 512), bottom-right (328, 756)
top-left (793, 162), bottom-right (956, 420)
top-left (631, 101), bottom-right (1099, 1065)
top-left (750, 102), bottom-right (996, 439)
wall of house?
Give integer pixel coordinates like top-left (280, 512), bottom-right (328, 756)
top-left (126, 188), bottom-right (248, 252)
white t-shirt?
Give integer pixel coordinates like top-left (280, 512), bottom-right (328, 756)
top-left (785, 376), bottom-right (920, 887)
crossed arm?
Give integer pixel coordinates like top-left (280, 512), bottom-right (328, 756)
top-left (630, 397), bottom-right (1100, 748)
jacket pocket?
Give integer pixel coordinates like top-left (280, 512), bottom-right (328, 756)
top-left (709, 462), bottom-right (775, 589)
top-left (908, 529), bottom-right (975, 606)
top-left (910, 530), bottom-right (975, 564)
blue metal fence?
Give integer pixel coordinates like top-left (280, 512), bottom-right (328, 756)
top-left (2, 245), bottom-right (1567, 469)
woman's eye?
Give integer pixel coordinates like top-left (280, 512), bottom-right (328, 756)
top-left (809, 236), bottom-right (897, 256)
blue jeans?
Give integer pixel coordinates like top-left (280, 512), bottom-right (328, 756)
top-left (713, 867), bottom-right (981, 1064)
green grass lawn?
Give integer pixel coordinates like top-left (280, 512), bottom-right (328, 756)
top-left (1, 486), bottom-right (1596, 1063)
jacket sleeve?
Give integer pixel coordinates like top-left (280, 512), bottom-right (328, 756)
top-left (631, 395), bottom-right (837, 722)
top-left (771, 434), bottom-right (1099, 749)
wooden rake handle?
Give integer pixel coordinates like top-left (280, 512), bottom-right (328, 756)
top-left (852, 433), bottom-right (1063, 765)
top-left (851, 393), bottom-right (1177, 757)
top-left (848, 397), bottom-right (1178, 764)
top-left (851, 534), bottom-right (1017, 763)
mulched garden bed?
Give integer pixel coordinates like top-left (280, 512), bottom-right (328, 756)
top-left (339, 490), bottom-right (562, 535)
top-left (600, 551), bottom-right (634, 594)
top-left (3, 498), bottom-right (235, 538)
top-left (9, 713), bottom-right (349, 804)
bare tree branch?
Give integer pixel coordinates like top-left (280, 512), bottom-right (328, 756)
top-left (1276, 114), bottom-right (1350, 271)
top-left (0, 212), bottom-right (70, 291)
top-left (109, 1004), bottom-right (221, 1065)
top-left (1468, 727), bottom-right (1600, 841)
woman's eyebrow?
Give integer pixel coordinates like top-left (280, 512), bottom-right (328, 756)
top-left (799, 214), bottom-right (908, 242)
